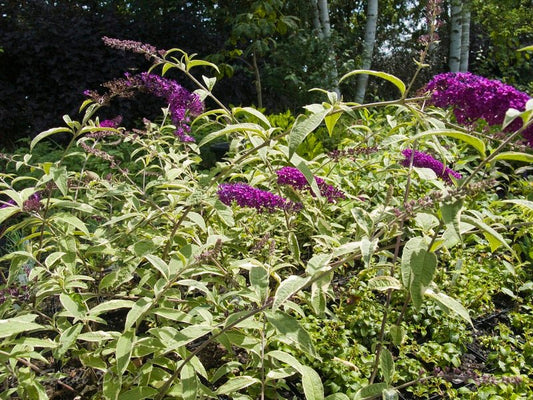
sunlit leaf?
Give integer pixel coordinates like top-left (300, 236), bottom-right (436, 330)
top-left (339, 69), bottom-right (406, 96)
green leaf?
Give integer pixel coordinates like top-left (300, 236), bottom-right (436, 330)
top-left (355, 382), bottom-right (388, 399)
top-left (290, 153), bottom-right (322, 200)
top-left (288, 107), bottom-right (328, 157)
top-left (518, 45), bottom-right (533, 52)
top-left (180, 363), bottom-right (198, 400)
top-left (89, 300), bottom-right (135, 316)
top-left (60, 293), bottom-right (87, 321)
top-left (301, 365), bottom-right (324, 400)
top-left (324, 112), bottom-right (342, 136)
top-left (198, 123), bottom-right (263, 147)
top-left (425, 288), bottom-right (473, 327)
top-left (149, 325), bottom-right (212, 352)
top-left (389, 325), bottom-right (405, 347)
top-left (144, 254), bottom-right (170, 280)
top-left (383, 388), bottom-right (400, 399)
top-left (500, 199), bottom-right (533, 211)
top-left (233, 107), bottom-right (271, 128)
top-left (79, 352), bottom-right (107, 371)
top-left (0, 205), bottom-right (20, 225)
top-left (325, 394), bottom-right (350, 400)
top-left (367, 276), bottom-right (402, 291)
top-left (186, 59), bottom-right (220, 73)
top-left (0, 315), bottom-right (45, 338)
top-left (118, 387), bottom-right (158, 400)
top-left (78, 331), bottom-right (120, 342)
top-left (268, 350), bottom-right (323, 400)
top-left (339, 70), bottom-right (406, 97)
top-left (400, 237), bottom-right (437, 309)
top-left (51, 214), bottom-right (89, 236)
top-left (503, 108), bottom-right (522, 129)
top-left (380, 349), bottom-right (395, 386)
top-left (187, 212), bottom-right (206, 232)
top-left (267, 350), bottom-right (304, 373)
top-left (272, 275), bottom-right (310, 311)
top-left (116, 329), bottom-right (135, 375)
top-left (250, 264), bottom-right (269, 302)
top-left (412, 129), bottom-right (486, 156)
top-left (50, 165), bottom-right (69, 196)
top-left (265, 311), bottom-right (317, 358)
top-left (491, 151), bottom-right (533, 163)
top-left (461, 215), bottom-right (514, 254)
top-left (440, 199), bottom-right (463, 248)
top-left (124, 297), bottom-right (152, 330)
top-left (57, 323), bottom-right (83, 357)
top-left (215, 376), bottom-right (260, 395)
top-left (103, 372), bottom-right (121, 400)
top-left (30, 127), bottom-right (72, 151)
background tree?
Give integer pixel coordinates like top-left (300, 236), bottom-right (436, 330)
top-left (470, 0), bottom-right (533, 91)
top-left (354, 0), bottom-right (379, 102)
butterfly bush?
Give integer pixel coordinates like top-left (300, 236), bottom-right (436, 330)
top-left (276, 166), bottom-right (345, 203)
top-left (426, 72), bottom-right (533, 145)
top-left (402, 149), bottom-right (462, 184)
top-left (217, 183), bottom-right (302, 213)
top-left (84, 73), bottom-right (203, 142)
top-left (136, 73), bottom-right (204, 142)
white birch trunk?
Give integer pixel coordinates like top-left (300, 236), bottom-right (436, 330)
top-left (355, 0), bottom-right (378, 103)
top-left (317, 0), bottom-right (331, 37)
top-left (459, 1), bottom-right (471, 72)
top-left (449, 0), bottom-right (462, 72)
top-left (316, 0), bottom-right (340, 96)
top-left (310, 0), bottom-right (323, 37)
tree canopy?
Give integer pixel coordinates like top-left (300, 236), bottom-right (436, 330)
top-left (0, 0), bottom-right (531, 148)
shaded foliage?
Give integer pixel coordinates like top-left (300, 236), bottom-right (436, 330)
top-left (0, 0), bottom-right (249, 148)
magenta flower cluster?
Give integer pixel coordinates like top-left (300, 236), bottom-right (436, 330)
top-left (217, 183), bottom-right (301, 213)
top-left (402, 149), bottom-right (462, 184)
top-left (136, 73), bottom-right (204, 142)
top-left (84, 73), bottom-right (204, 142)
top-left (276, 167), bottom-right (345, 203)
top-left (427, 72), bottom-right (533, 145)
top-left (0, 193), bottom-right (41, 212)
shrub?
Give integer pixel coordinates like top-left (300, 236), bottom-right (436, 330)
top-left (0, 37), bottom-right (532, 399)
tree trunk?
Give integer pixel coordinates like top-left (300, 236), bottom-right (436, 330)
top-left (459, 0), bottom-right (471, 71)
top-left (311, 0), bottom-right (323, 37)
top-left (449, 0), bottom-right (462, 72)
top-left (317, 0), bottom-right (332, 38)
top-left (316, 0), bottom-right (340, 96)
top-left (355, 0), bottom-right (378, 103)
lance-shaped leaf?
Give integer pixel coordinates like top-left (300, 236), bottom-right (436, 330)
top-left (440, 199), bottom-right (463, 249)
top-left (461, 214), bottom-right (514, 255)
top-left (339, 69), bottom-right (406, 97)
top-left (425, 288), bottom-right (473, 327)
top-left (0, 315), bottom-right (46, 338)
top-left (412, 129), bottom-right (486, 157)
top-left (401, 237), bottom-right (437, 309)
top-left (288, 107), bottom-right (329, 158)
top-left (272, 275), bottom-right (310, 311)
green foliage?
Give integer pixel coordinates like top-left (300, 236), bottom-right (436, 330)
top-left (1, 41), bottom-right (533, 400)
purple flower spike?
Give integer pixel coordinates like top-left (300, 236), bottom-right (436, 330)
top-left (276, 166), bottom-right (345, 203)
top-left (402, 149), bottom-right (462, 184)
top-left (0, 199), bottom-right (16, 209)
top-left (137, 73), bottom-right (204, 142)
top-left (22, 193), bottom-right (42, 212)
top-left (427, 72), bottom-right (533, 146)
top-left (217, 183), bottom-right (301, 213)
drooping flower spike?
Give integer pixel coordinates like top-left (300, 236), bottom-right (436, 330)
top-left (217, 183), bottom-right (301, 213)
top-left (276, 166), bottom-right (345, 203)
top-left (402, 149), bottom-right (461, 184)
top-left (427, 72), bottom-right (533, 145)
